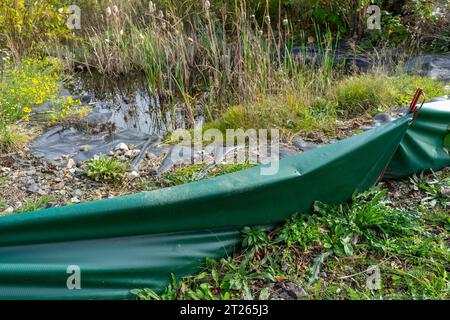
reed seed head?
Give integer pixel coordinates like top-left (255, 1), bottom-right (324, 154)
top-left (204, 0), bottom-right (211, 11)
top-left (148, 1), bottom-right (156, 14)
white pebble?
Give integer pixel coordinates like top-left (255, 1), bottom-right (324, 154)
top-left (127, 171), bottom-right (140, 179)
top-left (2, 207), bottom-right (14, 214)
top-left (114, 143), bottom-right (129, 151)
top-left (66, 159), bottom-right (75, 169)
top-left (71, 197), bottom-right (81, 204)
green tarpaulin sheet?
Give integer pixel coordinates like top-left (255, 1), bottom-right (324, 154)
top-left (0, 100), bottom-right (448, 299)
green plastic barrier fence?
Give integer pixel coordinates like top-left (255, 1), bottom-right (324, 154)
top-left (0, 100), bottom-right (448, 299)
top-left (386, 100), bottom-right (450, 178)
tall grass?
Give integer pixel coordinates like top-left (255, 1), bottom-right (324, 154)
top-left (51, 1), bottom-right (340, 123)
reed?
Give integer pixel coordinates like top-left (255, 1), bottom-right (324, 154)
top-left (48, 1), bottom-right (342, 123)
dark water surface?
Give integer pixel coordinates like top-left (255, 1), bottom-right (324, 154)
top-left (71, 72), bottom-right (187, 135)
top-left (31, 72), bottom-right (186, 162)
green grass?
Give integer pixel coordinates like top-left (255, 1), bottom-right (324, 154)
top-left (163, 163), bottom-right (255, 186)
top-left (335, 74), bottom-right (449, 117)
top-left (144, 163), bottom-right (255, 190)
top-left (0, 126), bottom-right (34, 153)
top-left (16, 196), bottom-right (55, 213)
top-left (410, 171), bottom-right (450, 210)
top-left (0, 177), bottom-right (9, 212)
top-left (0, 200), bottom-right (9, 211)
top-left (133, 172), bottom-right (450, 300)
top-left (394, 75), bottom-right (450, 105)
top-left (334, 74), bottom-right (397, 116)
top-left (203, 74), bottom-right (448, 136)
top-left (203, 92), bottom-right (338, 136)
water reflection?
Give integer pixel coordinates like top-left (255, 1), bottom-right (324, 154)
top-left (71, 72), bottom-right (186, 135)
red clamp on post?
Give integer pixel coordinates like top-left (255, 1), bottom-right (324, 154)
top-left (375, 88), bottom-right (427, 186)
top-left (408, 88), bottom-right (426, 124)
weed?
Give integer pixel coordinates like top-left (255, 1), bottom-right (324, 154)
top-left (242, 226), bottom-right (270, 251)
top-left (131, 274), bottom-right (179, 300)
top-left (48, 96), bottom-right (90, 125)
top-left (0, 57), bottom-right (61, 126)
top-left (411, 171), bottom-right (450, 208)
top-left (86, 155), bottom-right (128, 183)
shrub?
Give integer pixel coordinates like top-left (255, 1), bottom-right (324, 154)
top-left (0, 0), bottom-right (73, 58)
top-left (86, 155), bottom-right (128, 183)
top-left (0, 57), bottom-right (62, 126)
top-left (0, 57), bottom-right (85, 150)
top-left (403, 0), bottom-right (450, 52)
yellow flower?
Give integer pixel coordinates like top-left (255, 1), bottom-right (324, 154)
top-left (23, 107), bottom-right (32, 113)
top-left (22, 115), bottom-right (30, 122)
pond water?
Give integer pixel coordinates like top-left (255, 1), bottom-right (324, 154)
top-left (71, 72), bottom-right (189, 135)
top-left (31, 72), bottom-right (187, 162)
